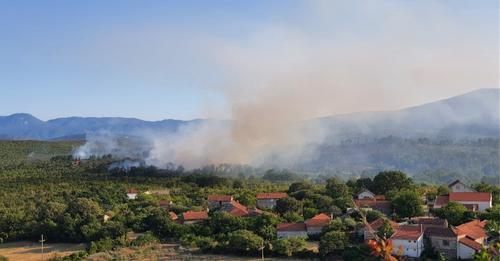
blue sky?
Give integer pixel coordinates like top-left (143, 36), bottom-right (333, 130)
top-left (0, 1), bottom-right (498, 120)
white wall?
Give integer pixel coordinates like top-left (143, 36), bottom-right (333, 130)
top-left (358, 191), bottom-right (375, 199)
top-left (455, 200), bottom-right (491, 211)
top-left (127, 193), bottom-right (137, 200)
top-left (450, 183), bottom-right (475, 192)
top-left (277, 231), bottom-right (308, 239)
top-left (458, 243), bottom-right (476, 260)
top-left (392, 236), bottom-right (423, 258)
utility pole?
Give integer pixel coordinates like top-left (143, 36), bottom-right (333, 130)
top-left (39, 234), bottom-right (46, 261)
top-left (259, 243), bottom-right (265, 261)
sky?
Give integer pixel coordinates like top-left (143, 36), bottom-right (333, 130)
top-left (0, 0), bottom-right (498, 121)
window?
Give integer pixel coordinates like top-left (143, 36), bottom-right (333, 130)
top-left (442, 240), bottom-right (449, 246)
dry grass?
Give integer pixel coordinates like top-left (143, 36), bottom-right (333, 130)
top-left (0, 241), bottom-right (85, 261)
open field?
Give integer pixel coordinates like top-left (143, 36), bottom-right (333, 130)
top-left (0, 241), bottom-right (85, 261)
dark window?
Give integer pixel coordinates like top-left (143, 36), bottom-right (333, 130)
top-left (442, 240), bottom-right (449, 246)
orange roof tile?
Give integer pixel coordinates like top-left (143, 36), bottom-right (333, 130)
top-left (368, 218), bottom-right (399, 230)
top-left (256, 193), bottom-right (288, 199)
top-left (127, 189), bottom-right (138, 194)
top-left (277, 222), bottom-right (307, 231)
top-left (182, 211), bottom-right (208, 221)
top-left (208, 195), bottom-right (233, 202)
top-left (169, 211), bottom-right (178, 220)
top-left (456, 220), bottom-right (487, 240)
top-left (391, 225), bottom-right (423, 240)
top-left (449, 192), bottom-right (491, 202)
top-left (459, 236), bottom-right (483, 251)
top-left (434, 195), bottom-right (449, 207)
top-left (305, 213), bottom-right (331, 227)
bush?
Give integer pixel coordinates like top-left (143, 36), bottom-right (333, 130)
top-left (272, 237), bottom-right (307, 256)
top-left (319, 230), bottom-right (348, 256)
top-left (131, 232), bottom-right (159, 246)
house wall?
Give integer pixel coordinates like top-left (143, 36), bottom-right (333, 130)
top-left (358, 191), bottom-right (375, 199)
top-left (458, 243), bottom-right (476, 260)
top-left (392, 237), bottom-right (423, 258)
top-left (257, 199), bottom-right (278, 209)
top-left (209, 201), bottom-right (232, 209)
top-left (277, 231), bottom-right (308, 239)
top-left (450, 183), bottom-right (475, 193)
top-left (455, 200), bottom-right (491, 211)
top-left (127, 193), bottom-right (137, 200)
top-left (429, 236), bottom-right (457, 260)
top-left (183, 220), bottom-right (203, 225)
top-left (306, 226), bottom-right (324, 236)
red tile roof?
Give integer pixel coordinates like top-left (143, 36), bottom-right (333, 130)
top-left (277, 222), bottom-right (307, 232)
top-left (391, 225), bottom-right (423, 240)
top-left (256, 193), bottom-right (288, 199)
top-left (169, 211), bottom-right (178, 220)
top-left (456, 220), bottom-right (487, 240)
top-left (182, 211), bottom-right (208, 221)
top-left (374, 195), bottom-right (386, 200)
top-left (368, 218), bottom-right (399, 231)
top-left (416, 217), bottom-right (447, 226)
top-left (355, 199), bottom-right (391, 209)
top-left (208, 195), bottom-right (233, 202)
top-left (159, 200), bottom-right (171, 206)
top-left (127, 189), bottom-right (138, 194)
top-left (220, 201), bottom-right (263, 217)
top-left (459, 236), bottom-right (483, 251)
top-left (305, 213), bottom-right (331, 227)
top-left (434, 195), bottom-right (449, 207)
top-left (425, 227), bottom-right (457, 238)
top-left (449, 192), bottom-right (491, 202)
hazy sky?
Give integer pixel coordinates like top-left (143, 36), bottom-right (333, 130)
top-left (0, 0), bottom-right (498, 121)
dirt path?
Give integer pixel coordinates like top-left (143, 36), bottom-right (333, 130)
top-left (0, 241), bottom-right (85, 261)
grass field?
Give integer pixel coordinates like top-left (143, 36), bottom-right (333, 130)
top-left (0, 241), bottom-right (85, 261)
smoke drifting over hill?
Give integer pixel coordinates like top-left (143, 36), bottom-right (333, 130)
top-left (73, 1), bottom-right (498, 169)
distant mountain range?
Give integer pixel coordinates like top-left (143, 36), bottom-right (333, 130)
top-left (0, 88), bottom-right (498, 141)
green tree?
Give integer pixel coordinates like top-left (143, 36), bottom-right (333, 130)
top-left (377, 220), bottom-right (394, 239)
top-left (319, 230), bottom-right (348, 256)
top-left (226, 230), bottom-right (264, 254)
top-left (272, 237), bottom-right (307, 256)
top-left (434, 202), bottom-right (468, 226)
top-left (373, 171), bottom-right (412, 195)
top-left (275, 197), bottom-right (301, 215)
top-left (288, 181), bottom-right (313, 194)
top-left (391, 189), bottom-right (423, 218)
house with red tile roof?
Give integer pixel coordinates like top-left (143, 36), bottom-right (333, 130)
top-left (207, 194), bottom-right (234, 208)
top-left (455, 220), bottom-right (487, 259)
top-left (433, 192), bottom-right (492, 211)
top-left (159, 200), bottom-right (172, 210)
top-left (305, 213), bottom-right (332, 236)
top-left (363, 218), bottom-right (399, 240)
top-left (181, 210), bottom-right (208, 225)
top-left (219, 201), bottom-right (263, 217)
top-left (276, 223), bottom-right (307, 238)
top-left (390, 225), bottom-right (424, 258)
top-left (425, 227), bottom-right (458, 259)
top-left (256, 192), bottom-right (288, 209)
top-left (458, 236), bottom-right (483, 259)
top-left (354, 198), bottom-right (392, 215)
top-left (169, 211), bottom-right (178, 221)
top-left (126, 189), bottom-right (138, 200)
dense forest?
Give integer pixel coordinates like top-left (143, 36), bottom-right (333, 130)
top-left (0, 140), bottom-right (498, 260)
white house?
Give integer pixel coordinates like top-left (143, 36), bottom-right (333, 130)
top-left (305, 213), bottom-right (331, 236)
top-left (277, 223), bottom-right (308, 238)
top-left (256, 193), bottom-right (288, 209)
top-left (391, 225), bottom-right (424, 258)
top-left (458, 236), bottom-right (482, 259)
top-left (448, 180), bottom-right (475, 193)
top-left (433, 192), bottom-right (492, 211)
top-left (126, 189), bottom-right (138, 200)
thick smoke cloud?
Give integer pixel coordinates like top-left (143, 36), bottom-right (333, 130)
top-left (74, 1), bottom-right (498, 169)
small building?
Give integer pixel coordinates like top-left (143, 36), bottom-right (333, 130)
top-left (305, 213), bottom-right (332, 236)
top-left (181, 210), bottom-right (208, 225)
top-left (169, 211), bottom-right (178, 221)
top-left (363, 218), bottom-right (399, 240)
top-left (219, 201), bottom-right (263, 217)
top-left (425, 227), bottom-right (458, 260)
top-left (458, 236), bottom-right (483, 259)
top-left (207, 195), bottom-right (233, 208)
top-left (159, 200), bottom-right (173, 210)
top-left (357, 189), bottom-right (376, 199)
top-left (256, 193), bottom-right (288, 209)
top-left (103, 214), bottom-right (111, 222)
top-left (456, 220), bottom-right (487, 244)
top-left (433, 193), bottom-right (492, 211)
top-left (354, 199), bottom-right (392, 215)
top-left (390, 225), bottom-right (424, 258)
top-left (127, 189), bottom-right (138, 200)
top-left (448, 180), bottom-right (475, 193)
top-left (277, 223), bottom-right (308, 238)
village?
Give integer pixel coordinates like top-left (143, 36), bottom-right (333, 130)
top-left (123, 177), bottom-right (498, 260)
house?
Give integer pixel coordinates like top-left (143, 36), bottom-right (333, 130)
top-left (305, 213), bottom-right (332, 236)
top-left (103, 214), bottom-right (111, 222)
top-left (126, 189), bottom-right (138, 200)
top-left (414, 217), bottom-right (448, 230)
top-left (219, 201), bottom-right (263, 217)
top-left (425, 227), bottom-right (458, 260)
top-left (363, 218), bottom-right (399, 240)
top-left (354, 198), bottom-right (392, 215)
top-left (277, 223), bottom-right (308, 238)
top-left (390, 225), bottom-right (424, 258)
top-left (448, 180), bottom-right (475, 193)
top-left (458, 236), bottom-right (483, 259)
top-left (181, 210), bottom-right (208, 225)
top-left (433, 192), bottom-right (492, 211)
top-left (207, 195), bottom-right (233, 208)
top-left (256, 193), bottom-right (288, 209)
top-left (456, 220), bottom-right (487, 244)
